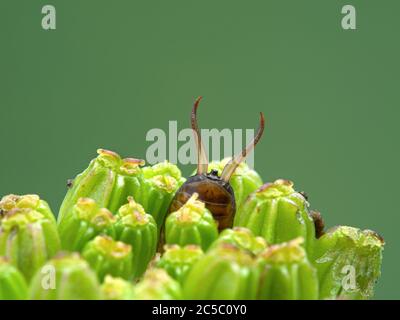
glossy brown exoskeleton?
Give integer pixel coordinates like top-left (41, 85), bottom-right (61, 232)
top-left (168, 96), bottom-right (265, 231)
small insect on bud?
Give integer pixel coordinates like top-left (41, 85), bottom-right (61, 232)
top-left (299, 191), bottom-right (309, 201)
top-left (66, 179), bottom-right (74, 188)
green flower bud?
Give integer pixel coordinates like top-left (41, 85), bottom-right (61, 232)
top-left (133, 268), bottom-right (182, 300)
top-left (0, 257), bottom-right (29, 300)
top-left (82, 235), bottom-right (133, 281)
top-left (311, 226), bottom-right (384, 300)
top-left (183, 244), bottom-right (259, 299)
top-left (109, 197), bottom-right (157, 279)
top-left (29, 253), bottom-right (102, 300)
top-left (234, 179), bottom-right (316, 255)
top-left (58, 198), bottom-right (116, 252)
top-left (209, 227), bottom-right (267, 255)
top-left (165, 193), bottom-right (218, 251)
top-left (141, 161), bottom-right (185, 234)
top-left (206, 158), bottom-right (263, 209)
top-left (156, 244), bottom-right (204, 284)
top-left (0, 194), bottom-right (56, 225)
top-left (257, 238), bottom-right (319, 300)
top-left (0, 208), bottom-right (60, 281)
top-left (58, 149), bottom-right (145, 225)
top-left (101, 275), bottom-right (134, 300)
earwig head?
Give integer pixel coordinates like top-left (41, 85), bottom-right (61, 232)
top-left (191, 96), bottom-right (265, 182)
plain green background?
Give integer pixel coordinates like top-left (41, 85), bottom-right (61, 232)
top-left (0, 1), bottom-right (399, 299)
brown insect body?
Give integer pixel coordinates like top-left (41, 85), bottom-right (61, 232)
top-left (167, 96), bottom-right (265, 232)
top-left (169, 169), bottom-right (236, 231)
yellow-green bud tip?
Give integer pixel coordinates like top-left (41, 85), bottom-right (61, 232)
top-left (96, 149), bottom-right (144, 175)
top-left (74, 198), bottom-right (116, 227)
top-left (174, 193), bottom-right (207, 224)
top-left (260, 237), bottom-right (305, 263)
top-left (257, 179), bottom-right (295, 198)
top-left (0, 208), bottom-right (45, 231)
top-left (162, 244), bottom-right (204, 263)
top-left (118, 197), bottom-right (150, 226)
top-left (91, 235), bottom-right (132, 259)
top-left (0, 194), bottom-right (41, 212)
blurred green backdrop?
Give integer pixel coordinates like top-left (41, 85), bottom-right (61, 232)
top-left (0, 1), bottom-right (399, 299)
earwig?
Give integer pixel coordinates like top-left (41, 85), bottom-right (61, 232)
top-left (168, 96), bottom-right (265, 231)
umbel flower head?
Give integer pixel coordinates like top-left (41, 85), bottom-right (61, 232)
top-left (108, 197), bottom-right (157, 279)
top-left (257, 238), bottom-right (319, 300)
top-left (0, 206), bottom-right (60, 281)
top-left (156, 244), bottom-right (204, 284)
top-left (133, 268), bottom-right (182, 300)
top-left (183, 243), bottom-right (259, 299)
top-left (209, 227), bottom-right (267, 255)
top-left (58, 197), bottom-right (116, 252)
top-left (165, 193), bottom-right (218, 251)
top-left (29, 253), bottom-right (101, 300)
top-left (82, 235), bottom-right (133, 281)
top-left (0, 257), bottom-right (29, 300)
top-left (311, 226), bottom-right (384, 300)
top-left (101, 275), bottom-right (134, 300)
top-left (58, 149), bottom-right (145, 225)
top-left (206, 157), bottom-right (263, 210)
top-left (234, 179), bottom-right (316, 254)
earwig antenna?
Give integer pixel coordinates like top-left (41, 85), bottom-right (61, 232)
top-left (191, 96), bottom-right (209, 175)
top-left (221, 112), bottom-right (265, 182)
